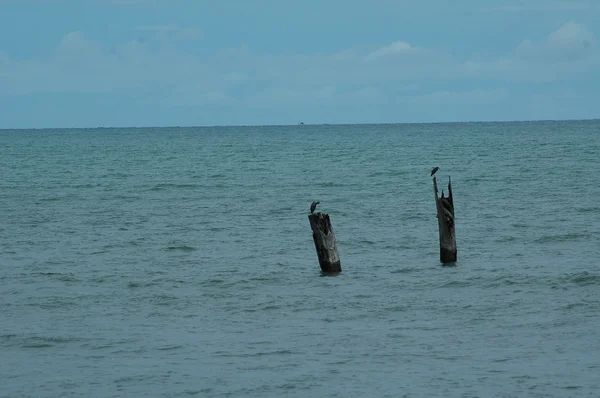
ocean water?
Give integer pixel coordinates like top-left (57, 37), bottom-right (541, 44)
top-left (1, 120), bottom-right (599, 397)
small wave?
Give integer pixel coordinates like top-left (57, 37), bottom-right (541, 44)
top-left (576, 206), bottom-right (600, 213)
top-left (546, 272), bottom-right (600, 289)
top-left (560, 302), bottom-right (586, 311)
top-left (152, 294), bottom-right (178, 305)
top-left (207, 226), bottom-right (228, 232)
top-left (314, 182), bottom-right (353, 188)
top-left (248, 275), bottom-right (282, 283)
top-left (165, 245), bottom-right (197, 252)
top-left (201, 278), bottom-right (225, 286)
top-left (114, 194), bottom-right (142, 201)
top-left (482, 276), bottom-right (520, 288)
top-left (114, 375), bottom-right (154, 384)
top-left (359, 239), bottom-right (376, 246)
top-left (391, 267), bottom-right (419, 274)
top-left (126, 281), bottom-right (158, 288)
top-left (438, 280), bottom-right (472, 288)
top-left (180, 389), bottom-right (210, 396)
top-left (149, 183), bottom-right (199, 191)
top-left (241, 254), bottom-right (259, 260)
top-left (21, 343), bottom-right (54, 348)
top-left (319, 271), bottom-right (341, 277)
top-left (464, 177), bottom-right (483, 184)
top-left (404, 214), bottom-right (428, 221)
top-left (0, 334), bottom-right (18, 344)
top-left (261, 304), bottom-right (281, 310)
top-left (367, 170), bottom-right (406, 178)
top-left (72, 183), bottom-right (99, 189)
top-left (157, 345), bottom-right (184, 351)
top-left (352, 294), bottom-right (374, 299)
top-left (9, 335), bottom-right (81, 349)
top-left (569, 272), bottom-right (600, 286)
top-left (37, 196), bottom-right (63, 202)
top-left (269, 206), bottom-right (295, 214)
top-left (535, 232), bottom-right (592, 243)
top-left (32, 272), bottom-right (78, 283)
top-left (230, 349), bottom-right (296, 358)
top-left (512, 223), bottom-right (528, 228)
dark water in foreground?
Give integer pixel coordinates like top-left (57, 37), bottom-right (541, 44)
top-left (1, 121), bottom-right (600, 397)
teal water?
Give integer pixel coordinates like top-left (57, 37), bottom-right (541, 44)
top-left (1, 121), bottom-right (599, 397)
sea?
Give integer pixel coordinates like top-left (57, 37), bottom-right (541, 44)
top-left (1, 120), bottom-right (599, 398)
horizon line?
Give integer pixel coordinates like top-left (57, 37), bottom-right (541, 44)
top-left (1, 117), bottom-right (598, 131)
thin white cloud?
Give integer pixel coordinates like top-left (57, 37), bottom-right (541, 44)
top-left (0, 51), bottom-right (10, 65)
top-left (367, 41), bottom-right (413, 59)
top-left (1, 21), bottom-right (598, 111)
top-left (105, 0), bottom-right (157, 4)
top-left (57, 31), bottom-right (89, 52)
top-left (162, 90), bottom-right (231, 107)
top-left (134, 24), bottom-right (180, 32)
top-left (480, 1), bottom-right (597, 13)
top-left (548, 21), bottom-right (593, 50)
top-left (463, 21), bottom-right (598, 82)
top-left (410, 88), bottom-right (509, 105)
top-left (247, 85), bottom-right (386, 110)
top-left (515, 21), bottom-right (595, 62)
top-left (133, 24), bottom-right (203, 40)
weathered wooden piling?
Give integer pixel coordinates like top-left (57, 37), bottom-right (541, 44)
top-left (308, 212), bottom-right (341, 273)
top-left (433, 175), bottom-right (457, 263)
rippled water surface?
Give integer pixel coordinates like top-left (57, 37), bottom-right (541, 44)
top-left (1, 121), bottom-right (600, 397)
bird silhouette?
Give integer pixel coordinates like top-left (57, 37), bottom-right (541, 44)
top-left (431, 166), bottom-right (440, 176)
top-left (310, 201), bottom-right (320, 214)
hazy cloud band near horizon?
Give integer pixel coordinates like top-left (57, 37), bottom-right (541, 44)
top-left (0, 0), bottom-right (598, 128)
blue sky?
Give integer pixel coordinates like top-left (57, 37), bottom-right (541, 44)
top-left (0, 0), bottom-right (599, 128)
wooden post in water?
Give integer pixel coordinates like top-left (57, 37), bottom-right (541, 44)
top-left (308, 210), bottom-right (341, 273)
top-left (433, 175), bottom-right (457, 263)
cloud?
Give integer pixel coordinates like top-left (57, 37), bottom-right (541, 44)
top-left (367, 41), bottom-right (413, 59)
top-left (515, 21), bottom-right (595, 63)
top-left (133, 25), bottom-right (203, 40)
top-left (480, 1), bottom-right (598, 13)
top-left (0, 51), bottom-right (9, 65)
top-left (134, 24), bottom-right (180, 32)
top-left (548, 21), bottom-right (593, 51)
top-left (1, 21), bottom-right (598, 122)
top-left (244, 84), bottom-right (387, 115)
top-left (409, 88), bottom-right (509, 106)
top-left (104, 0), bottom-right (158, 4)
top-left (57, 31), bottom-right (88, 51)
top-left (462, 21), bottom-right (598, 82)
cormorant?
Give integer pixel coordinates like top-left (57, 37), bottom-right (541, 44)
top-left (431, 166), bottom-right (440, 176)
top-left (310, 201), bottom-right (320, 214)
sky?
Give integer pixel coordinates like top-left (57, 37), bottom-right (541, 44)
top-left (0, 0), bottom-right (599, 128)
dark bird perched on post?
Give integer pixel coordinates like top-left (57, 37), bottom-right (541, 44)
top-left (431, 166), bottom-right (440, 176)
top-left (310, 201), bottom-right (320, 214)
